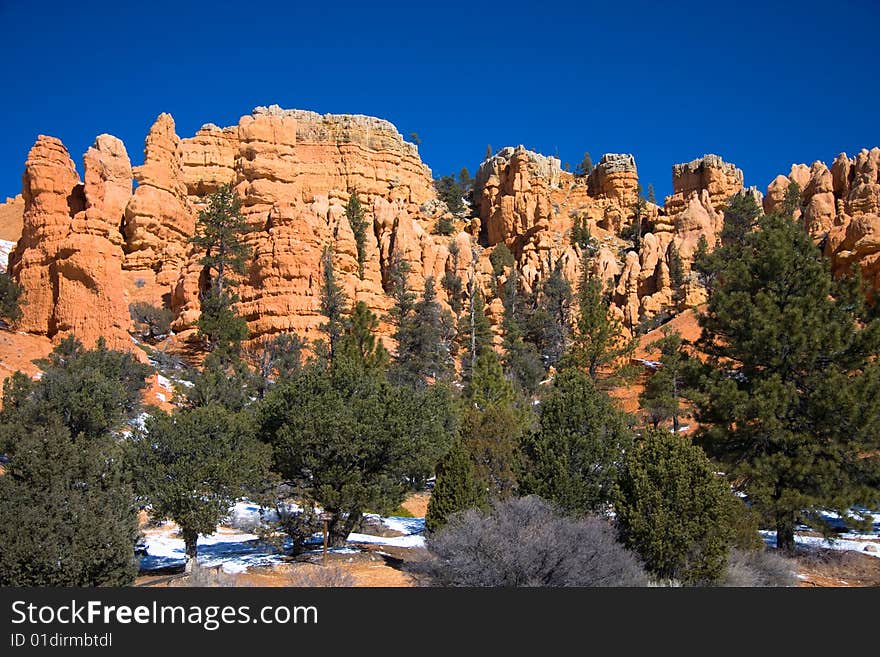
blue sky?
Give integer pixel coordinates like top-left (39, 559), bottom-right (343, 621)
top-left (0, 0), bottom-right (877, 201)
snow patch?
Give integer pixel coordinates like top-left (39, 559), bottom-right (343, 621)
top-left (347, 533), bottom-right (426, 548)
top-left (156, 374), bottom-right (173, 391)
top-left (155, 392), bottom-right (166, 403)
top-left (0, 240), bottom-right (15, 271)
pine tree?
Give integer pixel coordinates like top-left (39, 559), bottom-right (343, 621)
top-left (647, 184), bottom-right (657, 205)
top-left (525, 258), bottom-right (572, 370)
top-left (196, 289), bottom-right (248, 355)
top-left (248, 332), bottom-right (307, 397)
top-left (721, 190), bottom-right (762, 246)
top-left (338, 300), bottom-right (389, 372)
top-left (189, 184), bottom-right (254, 355)
top-left (485, 144), bottom-right (493, 160)
top-left (627, 184), bottom-right (646, 251)
top-left (576, 152), bottom-right (593, 176)
top-left (667, 241), bottom-right (685, 296)
top-left (425, 438), bottom-right (487, 532)
top-left (0, 270), bottom-right (23, 324)
top-left (190, 183), bottom-right (254, 295)
top-left (462, 351), bottom-right (531, 500)
top-left (781, 181), bottom-right (802, 219)
top-left (566, 264), bottom-right (634, 383)
top-left (489, 243), bottom-right (514, 277)
top-left (257, 359), bottom-right (456, 544)
top-left (441, 241), bottom-right (464, 316)
top-left (500, 269), bottom-right (545, 393)
top-left (0, 418), bottom-right (139, 585)
top-left (346, 192), bottom-right (369, 280)
top-left (129, 405), bottom-right (272, 571)
top-left (459, 287), bottom-right (493, 382)
top-left (694, 209), bottom-right (880, 551)
top-left (0, 338), bottom-right (149, 586)
top-left (615, 428), bottom-right (733, 584)
top-left (318, 247), bottom-right (349, 364)
top-left (638, 328), bottom-right (690, 431)
top-left (391, 277), bottom-right (455, 387)
top-left (520, 369), bottom-right (632, 515)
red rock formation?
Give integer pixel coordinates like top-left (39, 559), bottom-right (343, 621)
top-left (124, 113), bottom-right (194, 290)
top-left (9, 135), bottom-right (133, 351)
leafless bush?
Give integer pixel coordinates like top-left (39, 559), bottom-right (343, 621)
top-left (721, 548), bottom-right (798, 587)
top-left (284, 565), bottom-right (356, 587)
top-left (413, 496), bottom-right (648, 587)
top-left (181, 564), bottom-right (241, 587)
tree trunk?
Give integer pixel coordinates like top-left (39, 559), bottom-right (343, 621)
top-left (327, 511), bottom-right (363, 547)
top-left (775, 511), bottom-right (796, 553)
top-left (182, 528), bottom-right (199, 573)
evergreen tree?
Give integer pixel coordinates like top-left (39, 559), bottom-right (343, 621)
top-left (500, 269), bottom-right (545, 393)
top-left (129, 302), bottom-right (173, 342)
top-left (485, 144), bottom-right (493, 160)
top-left (318, 247), bottom-right (348, 363)
top-left (524, 258), bottom-right (572, 370)
top-left (667, 241), bottom-right (685, 297)
top-left (0, 338), bottom-right (149, 585)
top-left (570, 216), bottom-right (597, 254)
top-left (721, 190), bottom-right (762, 246)
top-left (576, 152), bottom-right (593, 176)
top-left (186, 351), bottom-right (256, 411)
top-left (196, 289), bottom-right (248, 355)
top-left (615, 428), bottom-right (733, 584)
top-left (781, 181), bottom-right (802, 219)
top-left (248, 332), bottom-right (307, 397)
top-left (0, 270), bottom-right (23, 324)
top-left (257, 360), bottom-right (456, 544)
top-left (489, 242), bottom-right (514, 277)
top-left (0, 417), bottom-right (139, 585)
top-left (425, 438), bottom-right (487, 532)
top-left (29, 336), bottom-right (150, 439)
top-left (458, 167), bottom-right (473, 190)
top-left (627, 184), bottom-right (646, 251)
top-left (338, 300), bottom-right (389, 372)
top-left (391, 277), bottom-right (455, 387)
top-left (647, 184), bottom-right (657, 205)
top-left (441, 241), bottom-right (464, 316)
top-left (459, 287), bottom-right (493, 382)
top-left (694, 210), bottom-right (880, 551)
top-left (190, 183), bottom-right (253, 295)
top-left (520, 369), bottom-right (632, 515)
top-left (129, 405), bottom-right (272, 571)
top-left (436, 174), bottom-right (465, 215)
top-left (638, 328), bottom-right (690, 432)
top-left (566, 264), bottom-right (634, 383)
top-left (346, 192), bottom-right (369, 280)
top-left (462, 351), bottom-right (531, 501)
top-left (691, 234), bottom-right (714, 292)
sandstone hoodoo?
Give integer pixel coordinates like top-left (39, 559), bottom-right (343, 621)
top-left (8, 135), bottom-right (133, 352)
top-left (2, 104), bottom-right (878, 359)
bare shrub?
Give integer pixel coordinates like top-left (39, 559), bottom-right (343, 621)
top-left (284, 565), bottom-right (356, 587)
top-left (413, 495), bottom-right (648, 586)
top-left (721, 548), bottom-right (798, 587)
top-left (181, 564), bottom-right (241, 587)
top-left (129, 302), bottom-right (173, 341)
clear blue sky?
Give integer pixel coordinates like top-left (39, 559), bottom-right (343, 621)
top-left (1, 0), bottom-right (877, 202)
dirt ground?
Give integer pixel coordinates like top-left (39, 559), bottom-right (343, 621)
top-left (795, 548), bottom-right (880, 587)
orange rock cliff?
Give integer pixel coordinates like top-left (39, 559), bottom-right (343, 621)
top-left (0, 105), bottom-right (878, 357)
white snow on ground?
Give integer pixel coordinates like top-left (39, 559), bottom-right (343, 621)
top-left (347, 533), bottom-right (426, 548)
top-left (156, 374), bottom-right (173, 391)
top-left (634, 358), bottom-right (661, 370)
top-left (760, 530), bottom-right (880, 559)
top-left (0, 239), bottom-right (15, 271)
top-left (140, 522), bottom-right (290, 574)
top-left (155, 392), bottom-right (166, 403)
top-left (140, 502), bottom-right (429, 574)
